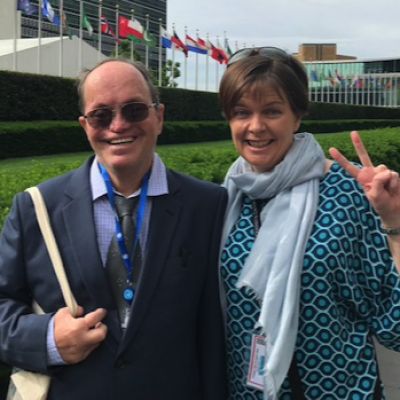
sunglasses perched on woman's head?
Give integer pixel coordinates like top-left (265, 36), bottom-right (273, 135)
top-left (227, 46), bottom-right (291, 67)
top-left (84, 101), bottom-right (157, 128)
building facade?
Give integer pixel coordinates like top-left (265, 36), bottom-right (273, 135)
top-left (295, 43), bottom-right (356, 62)
top-left (20, 0), bottom-right (167, 74)
top-left (304, 57), bottom-right (399, 108)
top-left (294, 44), bottom-right (399, 108)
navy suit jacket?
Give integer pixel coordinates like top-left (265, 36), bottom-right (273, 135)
top-left (0, 157), bottom-right (228, 400)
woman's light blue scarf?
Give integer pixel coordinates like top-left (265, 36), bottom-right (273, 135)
top-left (221, 132), bottom-right (325, 400)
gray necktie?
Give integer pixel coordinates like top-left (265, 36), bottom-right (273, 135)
top-left (106, 195), bottom-right (142, 328)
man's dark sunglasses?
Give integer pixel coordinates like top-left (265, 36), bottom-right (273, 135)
top-left (227, 46), bottom-right (291, 67)
top-left (84, 101), bottom-right (157, 128)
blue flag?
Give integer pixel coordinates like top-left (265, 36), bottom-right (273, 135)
top-left (17, 0), bottom-right (37, 15)
top-left (42, 0), bottom-right (60, 25)
top-left (310, 70), bottom-right (318, 82)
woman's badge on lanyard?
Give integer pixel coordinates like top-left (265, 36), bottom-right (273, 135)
top-left (246, 334), bottom-right (266, 390)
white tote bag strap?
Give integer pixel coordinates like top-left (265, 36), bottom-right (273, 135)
top-left (25, 186), bottom-right (78, 317)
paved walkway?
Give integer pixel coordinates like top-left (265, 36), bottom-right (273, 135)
top-left (375, 341), bottom-right (400, 399)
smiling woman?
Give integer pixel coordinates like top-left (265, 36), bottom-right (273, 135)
top-left (218, 47), bottom-right (400, 400)
top-left (228, 90), bottom-right (300, 173)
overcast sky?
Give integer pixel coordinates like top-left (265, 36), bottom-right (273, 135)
top-left (165, 0), bottom-right (400, 90)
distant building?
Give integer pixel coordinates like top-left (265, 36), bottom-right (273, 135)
top-left (294, 43), bottom-right (356, 62)
top-left (294, 44), bottom-right (399, 108)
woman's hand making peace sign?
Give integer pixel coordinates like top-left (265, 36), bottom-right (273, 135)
top-left (329, 131), bottom-right (400, 272)
top-left (329, 131), bottom-right (400, 228)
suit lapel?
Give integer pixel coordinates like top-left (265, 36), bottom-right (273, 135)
top-left (119, 172), bottom-right (181, 353)
top-left (62, 158), bottom-right (122, 342)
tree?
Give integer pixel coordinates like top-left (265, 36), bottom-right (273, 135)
top-left (148, 60), bottom-right (181, 88)
top-left (161, 60), bottom-right (181, 88)
top-left (111, 39), bottom-right (141, 62)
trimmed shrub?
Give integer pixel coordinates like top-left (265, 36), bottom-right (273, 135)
top-left (1, 70), bottom-right (400, 122)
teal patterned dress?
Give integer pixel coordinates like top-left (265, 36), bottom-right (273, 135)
top-left (221, 163), bottom-right (400, 399)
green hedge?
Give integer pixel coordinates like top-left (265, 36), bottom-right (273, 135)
top-left (307, 102), bottom-right (400, 120)
top-left (1, 119), bottom-right (400, 160)
top-left (0, 71), bottom-right (79, 122)
top-left (299, 119), bottom-right (400, 134)
top-left (1, 70), bottom-right (400, 122)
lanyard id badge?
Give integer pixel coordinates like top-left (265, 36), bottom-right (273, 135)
top-left (246, 334), bottom-right (266, 391)
top-left (98, 162), bottom-right (150, 308)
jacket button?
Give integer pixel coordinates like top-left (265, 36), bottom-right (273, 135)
top-left (114, 358), bottom-right (126, 369)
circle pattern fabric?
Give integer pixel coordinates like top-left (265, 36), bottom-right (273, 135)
top-left (221, 163), bottom-right (400, 399)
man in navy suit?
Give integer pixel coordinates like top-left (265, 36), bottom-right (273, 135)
top-left (0, 59), bottom-right (227, 399)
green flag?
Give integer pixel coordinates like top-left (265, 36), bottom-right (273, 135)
top-left (128, 29), bottom-right (156, 47)
top-left (82, 5), bottom-right (93, 36)
top-left (225, 39), bottom-right (233, 57)
top-left (127, 33), bottom-right (143, 43)
top-left (62, 11), bottom-right (72, 40)
top-left (142, 30), bottom-right (156, 47)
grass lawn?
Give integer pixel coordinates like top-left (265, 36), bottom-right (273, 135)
top-left (0, 140), bottom-right (235, 171)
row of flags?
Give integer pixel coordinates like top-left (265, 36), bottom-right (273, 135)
top-left (310, 69), bottom-right (393, 89)
top-left (160, 28), bottom-right (232, 64)
top-left (17, 0), bottom-right (234, 65)
top-left (18, 0), bottom-right (60, 24)
top-left (17, 0), bottom-right (396, 92)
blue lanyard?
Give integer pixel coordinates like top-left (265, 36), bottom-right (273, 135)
top-left (98, 162), bottom-right (150, 305)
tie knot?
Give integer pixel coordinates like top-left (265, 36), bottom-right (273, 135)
top-left (114, 195), bottom-right (137, 219)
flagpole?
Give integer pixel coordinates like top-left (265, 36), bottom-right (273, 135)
top-left (223, 30), bottom-right (227, 76)
top-left (326, 74), bottom-right (330, 103)
top-left (205, 33), bottom-right (209, 91)
top-left (195, 29), bottom-right (199, 91)
top-left (59, 0), bottom-right (63, 76)
top-left (373, 74), bottom-right (377, 106)
top-left (215, 35), bottom-right (219, 92)
top-left (171, 23), bottom-right (175, 88)
top-left (145, 14), bottom-right (149, 68)
top-left (384, 77), bottom-right (388, 107)
top-left (79, 0), bottom-right (83, 71)
top-left (386, 76), bottom-right (390, 107)
top-left (183, 26), bottom-right (187, 89)
top-left (320, 73), bottom-right (324, 102)
top-left (350, 76), bottom-right (354, 105)
top-left (115, 5), bottom-right (119, 58)
top-left (130, 9), bottom-right (135, 61)
top-left (38, 0), bottom-right (42, 74)
top-left (361, 76), bottom-right (364, 106)
top-left (14, 5), bottom-right (18, 71)
top-left (158, 19), bottom-right (162, 86)
top-left (98, 0), bottom-right (102, 60)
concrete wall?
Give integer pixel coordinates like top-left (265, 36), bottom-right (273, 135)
top-left (0, 0), bottom-right (20, 40)
top-left (0, 36), bottom-right (107, 78)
